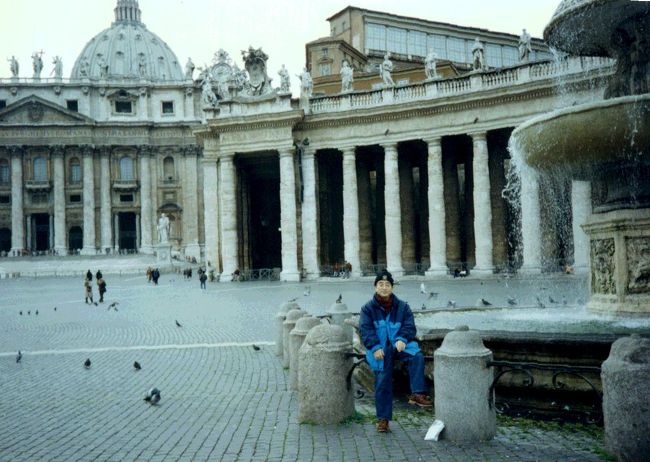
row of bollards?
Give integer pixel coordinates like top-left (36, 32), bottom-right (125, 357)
top-left (275, 301), bottom-right (650, 457)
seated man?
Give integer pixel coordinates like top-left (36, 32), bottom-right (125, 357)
top-left (359, 270), bottom-right (432, 433)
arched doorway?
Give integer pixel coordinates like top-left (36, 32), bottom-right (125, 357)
top-left (68, 226), bottom-right (83, 252)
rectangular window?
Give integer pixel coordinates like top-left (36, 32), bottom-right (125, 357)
top-left (0, 100), bottom-right (6, 110)
top-left (408, 30), bottom-right (427, 57)
top-left (447, 37), bottom-right (465, 63)
top-left (69, 194), bottom-right (81, 203)
top-left (502, 46), bottom-right (519, 66)
top-left (161, 101), bottom-right (174, 114)
top-left (70, 164), bottom-right (81, 184)
top-left (120, 194), bottom-right (134, 203)
top-left (0, 164), bottom-right (9, 184)
top-left (366, 23), bottom-right (386, 52)
top-left (428, 34), bottom-right (447, 59)
top-left (485, 43), bottom-right (503, 68)
top-left (0, 195), bottom-right (10, 204)
top-left (319, 63), bottom-right (332, 76)
top-left (115, 101), bottom-right (132, 114)
top-left (66, 100), bottom-right (79, 112)
top-left (387, 27), bottom-right (407, 55)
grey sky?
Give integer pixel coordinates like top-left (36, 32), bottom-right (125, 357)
top-left (0, 0), bottom-right (559, 94)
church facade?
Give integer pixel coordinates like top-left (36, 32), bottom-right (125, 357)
top-left (0, 1), bottom-right (612, 281)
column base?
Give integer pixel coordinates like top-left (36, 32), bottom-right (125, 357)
top-left (572, 265), bottom-right (589, 275)
top-left (9, 247), bottom-right (23, 257)
top-left (518, 265), bottom-right (542, 275)
top-left (139, 245), bottom-right (154, 255)
top-left (387, 266), bottom-right (405, 278)
top-left (220, 271), bottom-right (236, 282)
top-left (54, 246), bottom-right (68, 257)
top-left (184, 243), bottom-right (202, 261)
top-left (155, 243), bottom-right (172, 264)
top-left (425, 266), bottom-right (449, 277)
top-left (80, 247), bottom-right (97, 256)
top-left (471, 266), bottom-right (495, 277)
top-left (280, 270), bottom-right (301, 282)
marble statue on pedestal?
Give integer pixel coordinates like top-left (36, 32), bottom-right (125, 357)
top-left (278, 64), bottom-right (290, 93)
top-left (201, 76), bottom-right (218, 107)
top-left (31, 51), bottom-right (43, 79)
top-left (8, 56), bottom-right (19, 77)
top-left (97, 55), bottom-right (109, 78)
top-left (471, 38), bottom-right (485, 71)
top-left (298, 68), bottom-right (313, 97)
top-left (51, 56), bottom-right (63, 79)
top-left (425, 49), bottom-right (438, 80)
top-left (79, 58), bottom-right (89, 78)
top-left (340, 60), bottom-right (353, 93)
top-left (157, 213), bottom-right (170, 243)
top-left (138, 54), bottom-right (147, 78)
top-left (185, 57), bottom-right (195, 80)
top-left (380, 53), bottom-right (395, 87)
top-left (518, 29), bottom-right (532, 63)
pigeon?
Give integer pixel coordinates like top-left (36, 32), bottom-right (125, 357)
top-left (420, 283), bottom-right (427, 295)
top-left (447, 300), bottom-right (456, 308)
top-left (480, 298), bottom-right (492, 307)
top-left (303, 287), bottom-right (311, 297)
top-left (19, 311), bottom-right (22, 315)
top-left (507, 297), bottom-right (518, 306)
top-left (427, 292), bottom-right (438, 300)
top-left (93, 302), bottom-right (98, 306)
top-left (27, 311), bottom-right (31, 315)
top-left (84, 358), bottom-right (91, 369)
top-left (53, 307), bottom-right (57, 311)
top-left (336, 294), bottom-right (343, 303)
top-left (108, 302), bottom-right (119, 309)
top-left (288, 297), bottom-right (298, 302)
top-left (144, 387), bottom-right (161, 405)
top-left (549, 296), bottom-right (558, 304)
top-left (35, 310), bottom-right (39, 315)
top-left (175, 320), bottom-right (182, 327)
top-left (16, 351), bottom-right (22, 363)
top-left (133, 361), bottom-right (141, 370)
top-left (420, 303), bottom-right (427, 310)
top-left (535, 296), bottom-right (546, 309)
top-left (252, 344), bottom-right (261, 351)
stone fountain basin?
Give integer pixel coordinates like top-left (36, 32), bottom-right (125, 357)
top-left (511, 94), bottom-right (650, 177)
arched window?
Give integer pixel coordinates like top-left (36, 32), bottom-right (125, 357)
top-left (163, 156), bottom-right (175, 181)
top-left (119, 156), bottom-right (134, 180)
top-left (33, 157), bottom-right (47, 181)
top-left (0, 159), bottom-right (9, 184)
top-left (69, 157), bottom-right (81, 184)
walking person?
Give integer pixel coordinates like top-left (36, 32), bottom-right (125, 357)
top-left (95, 269), bottom-right (103, 280)
top-left (86, 269), bottom-right (93, 281)
top-left (97, 277), bottom-right (107, 303)
top-left (359, 269), bottom-right (432, 433)
top-left (146, 267), bottom-right (153, 283)
top-left (84, 278), bottom-right (94, 304)
top-left (152, 268), bottom-right (160, 285)
top-left (199, 270), bottom-right (207, 290)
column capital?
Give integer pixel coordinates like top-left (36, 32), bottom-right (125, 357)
top-left (220, 151), bottom-right (235, 161)
top-left (339, 146), bottom-right (356, 157)
top-left (80, 145), bottom-right (94, 157)
top-left (469, 132), bottom-right (487, 142)
top-left (381, 142), bottom-right (399, 153)
top-left (8, 146), bottom-right (24, 157)
top-left (138, 145), bottom-right (153, 157)
top-left (50, 145), bottom-right (65, 157)
top-left (422, 136), bottom-right (442, 147)
top-left (97, 145), bottom-right (112, 156)
top-left (278, 148), bottom-right (295, 159)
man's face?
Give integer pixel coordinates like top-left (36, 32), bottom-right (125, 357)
top-left (375, 280), bottom-right (393, 298)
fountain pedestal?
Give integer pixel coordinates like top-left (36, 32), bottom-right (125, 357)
top-left (583, 208), bottom-right (650, 314)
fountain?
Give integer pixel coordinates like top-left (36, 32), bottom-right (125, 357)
top-left (511, 0), bottom-right (650, 315)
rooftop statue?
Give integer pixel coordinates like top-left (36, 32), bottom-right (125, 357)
top-left (185, 57), bottom-right (195, 80)
top-left (518, 29), bottom-right (532, 63)
top-left (201, 75), bottom-right (218, 108)
top-left (380, 53), bottom-right (395, 87)
top-left (8, 56), bottom-right (19, 77)
top-left (97, 55), bottom-right (109, 79)
top-left (278, 64), bottom-right (290, 93)
top-left (424, 49), bottom-right (438, 80)
top-left (241, 47), bottom-right (273, 97)
top-left (340, 60), bottom-right (354, 93)
top-left (471, 38), bottom-right (485, 71)
top-left (297, 67), bottom-right (313, 97)
top-left (51, 56), bottom-right (63, 79)
top-left (157, 213), bottom-right (170, 244)
top-left (32, 51), bottom-right (43, 79)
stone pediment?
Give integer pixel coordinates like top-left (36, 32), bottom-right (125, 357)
top-left (0, 96), bottom-right (95, 125)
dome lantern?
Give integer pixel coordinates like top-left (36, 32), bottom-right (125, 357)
top-left (114, 0), bottom-right (143, 25)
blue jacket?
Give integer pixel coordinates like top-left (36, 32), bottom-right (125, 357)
top-left (359, 294), bottom-right (420, 371)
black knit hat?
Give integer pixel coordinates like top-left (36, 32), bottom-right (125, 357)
top-left (374, 269), bottom-right (394, 286)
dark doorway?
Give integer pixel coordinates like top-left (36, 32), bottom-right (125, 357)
top-left (0, 228), bottom-right (10, 252)
top-left (356, 146), bottom-right (386, 270)
top-left (32, 213), bottom-right (50, 251)
top-left (68, 226), bottom-right (83, 251)
top-left (238, 155), bottom-right (282, 269)
top-left (119, 212), bottom-right (137, 250)
top-left (317, 150), bottom-right (344, 268)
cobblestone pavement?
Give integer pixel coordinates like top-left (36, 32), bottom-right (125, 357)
top-left (0, 274), bottom-right (607, 461)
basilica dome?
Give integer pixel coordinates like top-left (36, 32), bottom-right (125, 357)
top-left (70, 0), bottom-right (184, 81)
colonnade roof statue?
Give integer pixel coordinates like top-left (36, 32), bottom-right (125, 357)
top-left (70, 0), bottom-right (184, 81)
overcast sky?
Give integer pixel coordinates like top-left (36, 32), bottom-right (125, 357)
top-left (0, 0), bottom-right (559, 94)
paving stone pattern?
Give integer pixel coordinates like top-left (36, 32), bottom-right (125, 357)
top-left (0, 275), bottom-right (605, 461)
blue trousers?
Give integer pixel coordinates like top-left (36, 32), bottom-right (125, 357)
top-left (374, 349), bottom-right (427, 420)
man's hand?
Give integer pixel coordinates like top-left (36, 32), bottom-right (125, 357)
top-left (373, 349), bottom-right (384, 360)
top-left (395, 340), bottom-right (406, 352)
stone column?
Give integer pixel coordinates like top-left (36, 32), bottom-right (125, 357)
top-left (279, 148), bottom-right (300, 282)
top-left (342, 147), bottom-right (362, 277)
top-left (99, 147), bottom-right (112, 254)
top-left (202, 155), bottom-right (219, 273)
top-left (80, 146), bottom-right (97, 255)
top-left (298, 324), bottom-right (354, 424)
top-left (138, 146), bottom-right (153, 254)
top-left (219, 152), bottom-right (238, 281)
top-left (51, 146), bottom-right (67, 256)
top-left (425, 137), bottom-right (447, 276)
top-left (183, 146), bottom-right (201, 259)
top-left (571, 180), bottom-right (591, 274)
top-left (9, 147), bottom-right (24, 256)
top-left (520, 168), bottom-right (542, 274)
top-left (382, 143), bottom-right (404, 276)
top-left (301, 147), bottom-right (320, 279)
top-left (434, 326), bottom-right (495, 442)
top-left (113, 213), bottom-right (120, 251)
top-left (471, 133), bottom-right (494, 275)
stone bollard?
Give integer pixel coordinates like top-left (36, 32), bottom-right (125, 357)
top-left (283, 308), bottom-right (306, 368)
top-left (434, 325), bottom-right (495, 442)
top-left (601, 334), bottom-right (650, 461)
top-left (298, 324), bottom-right (354, 424)
top-left (275, 301), bottom-right (300, 356)
top-left (327, 301), bottom-right (354, 343)
top-left (289, 317), bottom-right (323, 390)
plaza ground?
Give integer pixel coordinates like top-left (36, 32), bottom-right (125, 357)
top-left (0, 273), bottom-right (610, 461)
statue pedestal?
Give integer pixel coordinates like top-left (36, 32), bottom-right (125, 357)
top-left (155, 242), bottom-right (172, 264)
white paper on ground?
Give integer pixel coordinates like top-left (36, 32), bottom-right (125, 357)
top-left (424, 420), bottom-right (445, 441)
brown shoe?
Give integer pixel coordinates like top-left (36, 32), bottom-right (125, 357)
top-left (376, 419), bottom-right (390, 433)
top-left (408, 394), bottom-right (433, 408)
